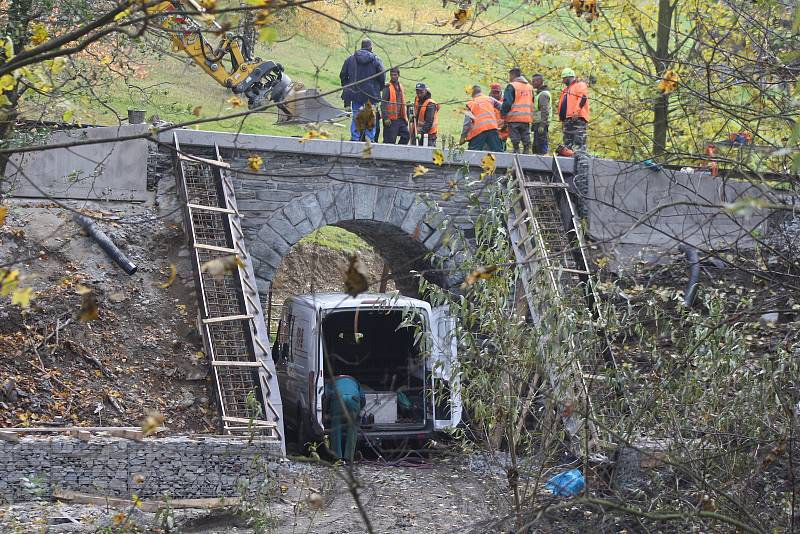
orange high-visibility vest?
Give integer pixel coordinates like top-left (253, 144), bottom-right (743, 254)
top-left (386, 82), bottom-right (407, 121)
top-left (465, 95), bottom-right (499, 140)
top-left (559, 80), bottom-right (590, 122)
top-left (414, 96), bottom-right (439, 135)
top-left (495, 99), bottom-right (509, 140)
top-left (506, 81), bottom-right (533, 123)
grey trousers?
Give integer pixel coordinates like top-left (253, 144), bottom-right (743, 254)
top-left (508, 122), bottom-right (531, 154)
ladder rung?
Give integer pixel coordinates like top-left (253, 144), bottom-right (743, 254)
top-left (179, 153), bottom-right (231, 168)
top-left (524, 181), bottom-right (567, 188)
top-left (562, 267), bottom-right (590, 275)
top-left (194, 243), bottom-right (237, 254)
top-left (222, 416), bottom-right (277, 427)
top-left (187, 203), bottom-right (236, 214)
top-left (212, 360), bottom-right (263, 367)
top-left (203, 314), bottom-right (254, 324)
top-left (512, 210), bottom-right (529, 227)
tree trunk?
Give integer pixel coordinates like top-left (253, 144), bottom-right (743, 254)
top-left (0, 0), bottom-right (35, 180)
top-left (652, 0), bottom-right (675, 157)
top-left (240, 6), bottom-right (256, 60)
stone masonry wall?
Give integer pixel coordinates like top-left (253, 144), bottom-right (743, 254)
top-left (0, 436), bottom-right (282, 503)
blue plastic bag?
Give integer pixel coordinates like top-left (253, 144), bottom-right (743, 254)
top-left (545, 468), bottom-right (585, 497)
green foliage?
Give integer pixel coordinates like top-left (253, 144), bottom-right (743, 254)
top-left (300, 225), bottom-right (371, 255)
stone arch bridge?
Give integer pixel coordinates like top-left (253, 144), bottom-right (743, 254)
top-left (159, 131), bottom-right (576, 294)
top-left (156, 130), bottom-right (767, 296)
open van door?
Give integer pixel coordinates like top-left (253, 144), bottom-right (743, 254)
top-left (430, 306), bottom-right (462, 431)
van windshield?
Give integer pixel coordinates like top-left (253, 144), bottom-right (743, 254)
top-left (321, 308), bottom-right (426, 429)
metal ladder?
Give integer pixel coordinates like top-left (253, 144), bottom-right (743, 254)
top-left (173, 134), bottom-right (285, 453)
top-left (506, 154), bottom-right (610, 458)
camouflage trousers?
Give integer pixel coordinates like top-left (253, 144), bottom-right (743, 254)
top-left (562, 118), bottom-right (588, 150)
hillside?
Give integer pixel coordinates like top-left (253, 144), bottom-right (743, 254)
top-left (45, 1), bottom-right (554, 140)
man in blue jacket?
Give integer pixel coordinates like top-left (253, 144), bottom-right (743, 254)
top-left (340, 39), bottom-right (385, 142)
top-left (324, 374), bottom-right (366, 461)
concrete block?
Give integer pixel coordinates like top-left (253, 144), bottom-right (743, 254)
top-left (353, 184), bottom-right (378, 220)
top-left (299, 194), bottom-right (325, 228)
top-left (373, 188), bottom-right (397, 222)
top-left (401, 202), bottom-right (429, 235)
top-left (283, 203), bottom-right (307, 226)
top-left (267, 215), bottom-right (302, 248)
top-left (256, 225), bottom-right (290, 257)
top-left (333, 183), bottom-right (354, 221)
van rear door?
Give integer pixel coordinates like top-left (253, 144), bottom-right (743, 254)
top-left (430, 306), bottom-right (462, 430)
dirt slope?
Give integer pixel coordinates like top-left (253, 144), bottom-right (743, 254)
top-left (0, 203), bottom-right (392, 432)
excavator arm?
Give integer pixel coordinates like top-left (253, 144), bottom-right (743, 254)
top-left (147, 0), bottom-right (293, 111)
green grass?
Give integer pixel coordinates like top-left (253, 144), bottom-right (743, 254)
top-left (56, 2), bottom-right (548, 140)
top-left (299, 226), bottom-right (371, 254)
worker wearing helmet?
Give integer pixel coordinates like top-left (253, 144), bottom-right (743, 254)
top-left (490, 83), bottom-right (508, 152)
top-left (558, 67), bottom-right (590, 150)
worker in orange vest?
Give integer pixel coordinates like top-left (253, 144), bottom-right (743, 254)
top-left (558, 68), bottom-right (590, 150)
top-left (411, 83), bottom-right (439, 147)
top-left (380, 67), bottom-right (410, 145)
top-left (500, 67), bottom-right (533, 154)
top-left (490, 83), bottom-right (508, 152)
top-left (459, 85), bottom-right (504, 151)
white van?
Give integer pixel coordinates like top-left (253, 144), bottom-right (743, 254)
top-left (271, 292), bottom-right (461, 447)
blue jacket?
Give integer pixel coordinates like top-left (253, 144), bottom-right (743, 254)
top-left (325, 376), bottom-right (366, 409)
top-left (340, 49), bottom-right (385, 106)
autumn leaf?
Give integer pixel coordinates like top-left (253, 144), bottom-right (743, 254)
top-left (0, 269), bottom-right (19, 296)
top-left (299, 128), bottom-right (329, 143)
top-left (191, 105), bottom-right (203, 117)
top-left (361, 139), bottom-right (373, 159)
top-left (11, 287), bottom-right (33, 308)
top-left (112, 512), bottom-right (126, 526)
top-left (226, 96), bottom-right (244, 108)
top-left (451, 8), bottom-right (472, 29)
top-left (480, 153), bottom-right (496, 178)
top-left (99, 55), bottom-right (113, 66)
top-left (462, 265), bottom-right (499, 287)
top-left (201, 255), bottom-right (245, 279)
top-left (132, 494), bottom-right (143, 509)
top-left (114, 8), bottom-right (132, 21)
top-left (0, 74), bottom-right (15, 92)
top-left (159, 263), bottom-right (177, 289)
top-left (0, 205), bottom-right (7, 225)
top-left (247, 154), bottom-right (264, 171)
top-left (132, 473), bottom-right (145, 485)
top-left (432, 149), bottom-right (445, 166)
top-left (258, 26), bottom-right (278, 44)
top-left (3, 37), bottom-right (14, 61)
top-left (658, 70), bottom-right (680, 93)
top-left (441, 191), bottom-right (454, 201)
top-left (79, 291), bottom-right (100, 322)
top-left (62, 109), bottom-right (74, 122)
top-left (344, 254), bottom-right (369, 297)
top-left (199, 0), bottom-right (217, 9)
top-left (413, 164), bottom-right (430, 177)
top-left (29, 23), bottom-right (48, 46)
top-left (354, 101), bottom-right (376, 134)
top-left (141, 412), bottom-right (164, 437)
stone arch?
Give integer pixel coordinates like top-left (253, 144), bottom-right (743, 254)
top-left (247, 182), bottom-right (452, 295)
